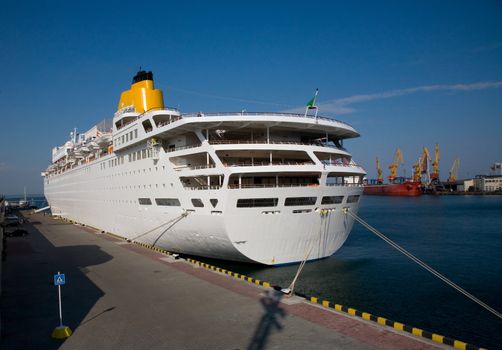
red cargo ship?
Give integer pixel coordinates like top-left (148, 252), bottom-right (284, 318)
top-left (364, 178), bottom-right (422, 196)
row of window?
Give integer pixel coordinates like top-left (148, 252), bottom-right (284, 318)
top-left (135, 195), bottom-right (360, 208)
top-left (115, 129), bottom-right (139, 147)
top-left (129, 148), bottom-right (154, 163)
top-left (236, 195), bottom-right (359, 208)
top-left (100, 149), bottom-right (150, 171)
top-left (138, 198), bottom-right (218, 208)
top-left (109, 156), bottom-right (125, 168)
top-left (139, 198), bottom-right (181, 206)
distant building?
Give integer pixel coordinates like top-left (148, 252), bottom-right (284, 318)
top-left (457, 179), bottom-right (474, 192)
top-left (457, 162), bottom-right (502, 192)
top-left (473, 175), bottom-right (502, 192)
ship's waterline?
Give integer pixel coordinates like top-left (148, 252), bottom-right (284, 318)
top-left (44, 70), bottom-right (365, 265)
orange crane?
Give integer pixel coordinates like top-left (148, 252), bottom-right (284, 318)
top-left (431, 143), bottom-right (440, 181)
top-left (388, 148), bottom-right (404, 183)
top-left (447, 158), bottom-right (460, 183)
top-left (412, 156), bottom-right (422, 182)
top-left (420, 147), bottom-right (431, 183)
top-left (376, 157), bottom-right (383, 184)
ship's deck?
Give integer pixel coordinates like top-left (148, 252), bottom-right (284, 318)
top-left (149, 111), bottom-right (360, 139)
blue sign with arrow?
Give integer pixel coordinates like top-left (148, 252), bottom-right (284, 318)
top-left (54, 273), bottom-right (66, 286)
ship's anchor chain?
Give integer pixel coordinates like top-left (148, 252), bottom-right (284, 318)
top-left (343, 208), bottom-right (502, 319)
top-left (127, 210), bottom-right (191, 245)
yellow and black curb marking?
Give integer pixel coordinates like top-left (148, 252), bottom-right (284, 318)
top-left (185, 258), bottom-right (273, 288)
top-left (133, 240), bottom-right (172, 255)
top-left (307, 296), bottom-right (485, 350)
top-left (51, 214), bottom-right (485, 350)
top-left (118, 238), bottom-right (273, 290)
top-left (182, 250), bottom-right (485, 350)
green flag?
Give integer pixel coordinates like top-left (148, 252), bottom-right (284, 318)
top-left (306, 89), bottom-right (318, 108)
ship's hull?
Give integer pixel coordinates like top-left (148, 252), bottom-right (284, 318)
top-left (363, 181), bottom-right (422, 196)
top-left (44, 154), bottom-right (363, 265)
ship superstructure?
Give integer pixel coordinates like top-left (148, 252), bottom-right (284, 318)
top-left (43, 71), bottom-right (365, 265)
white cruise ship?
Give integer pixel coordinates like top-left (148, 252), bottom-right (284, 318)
top-left (43, 71), bottom-right (366, 265)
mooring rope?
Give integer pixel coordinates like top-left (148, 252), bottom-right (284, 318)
top-left (286, 211), bottom-right (330, 296)
top-left (343, 208), bottom-right (502, 320)
top-left (151, 212), bottom-right (190, 246)
top-left (285, 245), bottom-right (313, 296)
top-left (127, 211), bottom-right (190, 243)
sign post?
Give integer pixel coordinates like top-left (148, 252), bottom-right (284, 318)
top-left (51, 272), bottom-right (72, 339)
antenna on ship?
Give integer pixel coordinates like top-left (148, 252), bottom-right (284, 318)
top-left (69, 128), bottom-right (77, 144)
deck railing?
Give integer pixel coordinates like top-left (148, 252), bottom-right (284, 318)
top-left (182, 111), bottom-right (355, 129)
top-left (322, 162), bottom-right (365, 170)
top-left (208, 139), bottom-right (343, 150)
top-left (222, 161), bottom-right (315, 167)
top-left (166, 143), bottom-right (203, 152)
top-left (179, 182), bottom-right (363, 190)
top-left (228, 183), bottom-right (320, 189)
top-left (228, 183), bottom-right (363, 189)
top-left (116, 109), bottom-right (355, 130)
top-left (183, 185), bottom-right (222, 190)
top-left (156, 116), bottom-right (183, 128)
top-left (119, 108), bottom-right (349, 125)
top-left (165, 141), bottom-right (345, 153)
top-left (174, 164), bottom-right (216, 171)
top-left (326, 183), bottom-right (364, 187)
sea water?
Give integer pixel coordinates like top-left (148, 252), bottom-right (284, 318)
top-left (3, 194), bottom-right (48, 209)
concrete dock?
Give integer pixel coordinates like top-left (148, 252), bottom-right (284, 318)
top-left (1, 212), bottom-right (445, 350)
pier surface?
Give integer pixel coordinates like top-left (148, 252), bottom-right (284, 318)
top-left (1, 213), bottom-right (444, 350)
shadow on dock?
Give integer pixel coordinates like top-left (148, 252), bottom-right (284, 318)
top-left (1, 217), bottom-right (112, 350)
top-left (247, 289), bottom-right (287, 350)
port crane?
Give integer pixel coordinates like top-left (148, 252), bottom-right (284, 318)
top-left (376, 157), bottom-right (383, 184)
top-left (420, 147), bottom-right (432, 184)
top-left (388, 148), bottom-right (404, 183)
top-left (447, 158), bottom-right (460, 183)
top-left (412, 156), bottom-right (422, 182)
top-left (430, 143), bottom-right (440, 182)
top-left (425, 143), bottom-right (445, 192)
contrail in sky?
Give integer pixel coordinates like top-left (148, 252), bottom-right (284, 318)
top-left (299, 81), bottom-right (502, 114)
top-left (172, 81), bottom-right (502, 114)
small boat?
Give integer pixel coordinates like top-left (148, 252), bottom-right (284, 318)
top-left (87, 141), bottom-right (101, 151)
top-left (18, 186), bottom-right (30, 208)
top-left (96, 133), bottom-right (112, 147)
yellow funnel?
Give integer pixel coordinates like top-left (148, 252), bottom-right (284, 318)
top-left (117, 70), bottom-right (164, 113)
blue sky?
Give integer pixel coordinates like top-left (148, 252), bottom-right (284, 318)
top-left (1, 1), bottom-right (501, 195)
